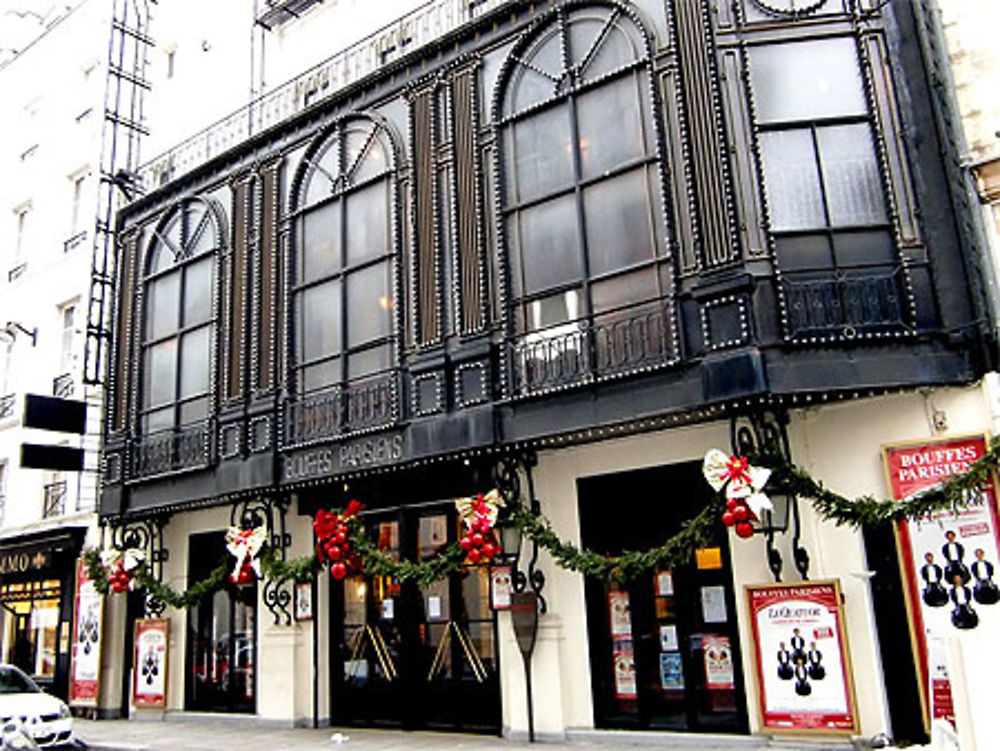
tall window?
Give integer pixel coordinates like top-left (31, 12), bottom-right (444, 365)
top-left (293, 118), bottom-right (395, 396)
top-left (13, 205), bottom-right (30, 265)
top-left (70, 174), bottom-right (87, 234)
top-left (140, 200), bottom-right (218, 434)
top-left (499, 5), bottom-right (672, 386)
top-left (749, 37), bottom-right (900, 335)
top-left (59, 303), bottom-right (77, 374)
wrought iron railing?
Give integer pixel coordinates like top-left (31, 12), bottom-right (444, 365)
top-left (782, 267), bottom-right (907, 339)
top-left (43, 481), bottom-right (67, 518)
top-left (133, 422), bottom-right (213, 478)
top-left (53, 373), bottom-right (74, 398)
top-left (0, 394), bottom-right (15, 421)
top-left (510, 300), bottom-right (676, 397)
top-left (63, 231), bottom-right (87, 253)
top-left (285, 374), bottom-right (395, 447)
top-left (138, 0), bottom-right (510, 187)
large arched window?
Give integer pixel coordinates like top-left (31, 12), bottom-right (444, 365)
top-left (498, 4), bottom-right (673, 392)
top-left (140, 199), bottom-right (219, 435)
top-left (291, 116), bottom-right (396, 430)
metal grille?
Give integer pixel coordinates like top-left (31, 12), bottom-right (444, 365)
top-left (0, 394), bottom-right (14, 420)
top-left (286, 375), bottom-right (395, 447)
top-left (133, 422), bottom-right (212, 478)
top-left (783, 268), bottom-right (906, 338)
top-left (53, 374), bottom-right (74, 398)
top-left (43, 481), bottom-right (67, 519)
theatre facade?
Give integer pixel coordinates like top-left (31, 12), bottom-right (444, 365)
top-left (96, 0), bottom-right (998, 744)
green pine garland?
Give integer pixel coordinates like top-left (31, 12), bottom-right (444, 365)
top-left (83, 439), bottom-right (1000, 608)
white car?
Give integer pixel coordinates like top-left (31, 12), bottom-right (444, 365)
top-left (0, 666), bottom-right (73, 749)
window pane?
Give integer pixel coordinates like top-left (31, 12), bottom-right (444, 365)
top-left (143, 407), bottom-right (173, 433)
top-left (301, 358), bottom-right (339, 393)
top-left (347, 262), bottom-right (392, 346)
top-left (179, 397), bottom-right (208, 426)
top-left (145, 273), bottom-right (180, 340)
top-left (301, 200), bottom-right (341, 283)
top-left (577, 74), bottom-right (648, 180)
top-left (148, 242), bottom-right (172, 275)
top-left (299, 281), bottom-right (342, 362)
top-left (832, 230), bottom-right (894, 267)
top-left (758, 130), bottom-right (826, 231)
top-left (144, 339), bottom-right (177, 407)
top-left (187, 208), bottom-right (216, 256)
top-left (304, 142), bottom-right (338, 207)
top-left (509, 30), bottom-right (563, 114)
top-left (525, 289), bottom-right (581, 331)
top-left (179, 326), bottom-right (211, 398)
top-left (816, 124), bottom-right (887, 227)
top-left (572, 17), bottom-right (639, 81)
top-left (183, 257), bottom-right (214, 326)
top-left (584, 169), bottom-right (655, 275)
top-left (774, 235), bottom-right (833, 271)
top-left (749, 38), bottom-right (867, 123)
top-left (345, 180), bottom-right (389, 266)
top-left (509, 195), bottom-right (581, 295)
top-left (592, 268), bottom-right (659, 314)
top-left (506, 107), bottom-right (574, 204)
top-left (349, 130), bottom-right (389, 184)
top-left (348, 344), bottom-right (391, 380)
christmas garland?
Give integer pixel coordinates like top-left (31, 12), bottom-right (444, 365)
top-left (83, 439), bottom-right (1000, 605)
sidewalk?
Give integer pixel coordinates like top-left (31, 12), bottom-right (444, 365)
top-left (74, 718), bottom-right (859, 751)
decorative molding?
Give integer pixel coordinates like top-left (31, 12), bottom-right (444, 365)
top-left (411, 371), bottom-right (444, 416)
top-left (455, 361), bottom-right (489, 407)
top-left (701, 295), bottom-right (751, 351)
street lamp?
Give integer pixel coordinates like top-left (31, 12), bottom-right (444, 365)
top-left (1, 322), bottom-right (37, 347)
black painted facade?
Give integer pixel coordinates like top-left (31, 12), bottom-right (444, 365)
top-left (100, 0), bottom-right (995, 520)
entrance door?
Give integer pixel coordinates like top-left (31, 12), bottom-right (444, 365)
top-left (185, 532), bottom-right (256, 713)
top-left (331, 503), bottom-right (500, 732)
top-left (580, 462), bottom-right (749, 733)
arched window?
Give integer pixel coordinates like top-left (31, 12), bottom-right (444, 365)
top-left (291, 116), bottom-right (396, 425)
top-left (498, 4), bottom-right (673, 392)
top-left (140, 199), bottom-right (219, 434)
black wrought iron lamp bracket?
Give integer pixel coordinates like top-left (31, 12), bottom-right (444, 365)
top-left (230, 495), bottom-right (293, 625)
top-left (107, 515), bottom-right (170, 617)
top-left (493, 451), bottom-right (547, 614)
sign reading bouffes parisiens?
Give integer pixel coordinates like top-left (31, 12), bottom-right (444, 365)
top-left (283, 433), bottom-right (405, 482)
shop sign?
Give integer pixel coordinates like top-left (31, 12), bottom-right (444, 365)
top-left (69, 559), bottom-right (103, 708)
top-left (0, 548), bottom-right (51, 575)
top-left (746, 580), bottom-right (858, 735)
top-left (294, 582), bottom-right (313, 622)
top-left (133, 618), bottom-right (169, 708)
top-left (883, 434), bottom-right (1000, 728)
top-left (282, 433), bottom-right (405, 482)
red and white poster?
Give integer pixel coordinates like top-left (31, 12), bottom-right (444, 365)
top-left (747, 581), bottom-right (858, 734)
top-left (884, 435), bottom-right (1000, 726)
top-left (69, 559), bottom-right (103, 707)
top-left (612, 639), bottom-right (637, 699)
top-left (703, 635), bottom-right (735, 689)
top-left (133, 618), bottom-right (169, 708)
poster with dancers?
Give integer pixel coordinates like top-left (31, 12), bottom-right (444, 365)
top-left (746, 581), bottom-right (858, 735)
top-left (884, 434), bottom-right (1000, 728)
top-left (133, 618), bottom-right (169, 708)
top-left (69, 559), bottom-right (103, 707)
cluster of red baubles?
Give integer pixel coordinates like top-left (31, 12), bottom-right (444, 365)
top-left (108, 560), bottom-right (135, 593)
top-left (315, 500), bottom-right (364, 580)
top-left (231, 558), bottom-right (255, 585)
top-left (721, 498), bottom-right (756, 539)
top-left (459, 511), bottom-right (500, 564)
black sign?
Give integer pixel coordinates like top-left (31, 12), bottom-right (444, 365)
top-left (20, 444), bottom-right (85, 471)
top-left (23, 394), bottom-right (87, 434)
top-left (511, 592), bottom-right (539, 657)
top-left (283, 433), bottom-right (405, 482)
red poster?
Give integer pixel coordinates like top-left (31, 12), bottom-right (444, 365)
top-left (747, 581), bottom-right (858, 735)
top-left (133, 619), bottom-right (169, 708)
top-left (69, 559), bottom-right (103, 707)
top-left (884, 435), bottom-right (1000, 727)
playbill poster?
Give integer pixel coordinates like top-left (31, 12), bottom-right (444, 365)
top-left (747, 581), bottom-right (857, 734)
top-left (69, 559), bottom-right (102, 707)
top-left (133, 619), bottom-right (169, 708)
top-left (884, 435), bottom-right (1000, 725)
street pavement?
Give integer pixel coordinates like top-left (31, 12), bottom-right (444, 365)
top-left (73, 718), bottom-right (859, 751)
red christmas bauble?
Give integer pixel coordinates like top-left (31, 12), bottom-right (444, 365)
top-left (733, 505), bottom-right (749, 522)
top-left (721, 511), bottom-right (735, 527)
top-left (331, 562), bottom-right (347, 580)
top-left (468, 548), bottom-right (482, 563)
top-left (328, 545), bottom-right (342, 561)
top-left (471, 533), bottom-right (484, 547)
top-left (482, 542), bottom-right (497, 559)
top-left (460, 537), bottom-right (473, 551)
top-left (726, 498), bottom-right (739, 512)
top-left (735, 522), bottom-right (754, 539)
top-left (334, 530), bottom-right (347, 545)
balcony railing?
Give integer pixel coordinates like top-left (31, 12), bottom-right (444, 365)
top-left (782, 267), bottom-right (907, 339)
top-left (285, 374), bottom-right (396, 447)
top-left (138, 0), bottom-right (510, 188)
top-left (510, 299), bottom-right (677, 397)
top-left (133, 422), bottom-right (212, 479)
top-left (43, 481), bottom-right (67, 518)
top-left (53, 373), bottom-right (74, 398)
top-left (64, 231), bottom-right (87, 253)
top-left (0, 394), bottom-right (15, 421)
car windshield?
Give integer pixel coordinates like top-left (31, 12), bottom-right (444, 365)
top-left (0, 668), bottom-right (40, 695)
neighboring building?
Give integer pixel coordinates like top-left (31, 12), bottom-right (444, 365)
top-left (96, 0), bottom-right (1000, 746)
top-left (0, 0), bottom-right (110, 698)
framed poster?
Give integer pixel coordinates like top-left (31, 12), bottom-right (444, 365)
top-left (133, 618), bottom-right (169, 709)
top-left (608, 590), bottom-right (631, 638)
top-left (660, 651), bottom-right (684, 690)
top-left (746, 580), bottom-right (858, 735)
top-left (703, 634), bottom-right (735, 690)
top-left (612, 638), bottom-right (637, 699)
top-left (69, 559), bottom-right (103, 707)
top-left (883, 434), bottom-right (1000, 728)
top-left (294, 581), bottom-right (313, 622)
top-left (490, 565), bottom-right (512, 610)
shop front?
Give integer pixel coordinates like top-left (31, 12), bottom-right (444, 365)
top-left (0, 528), bottom-right (87, 699)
